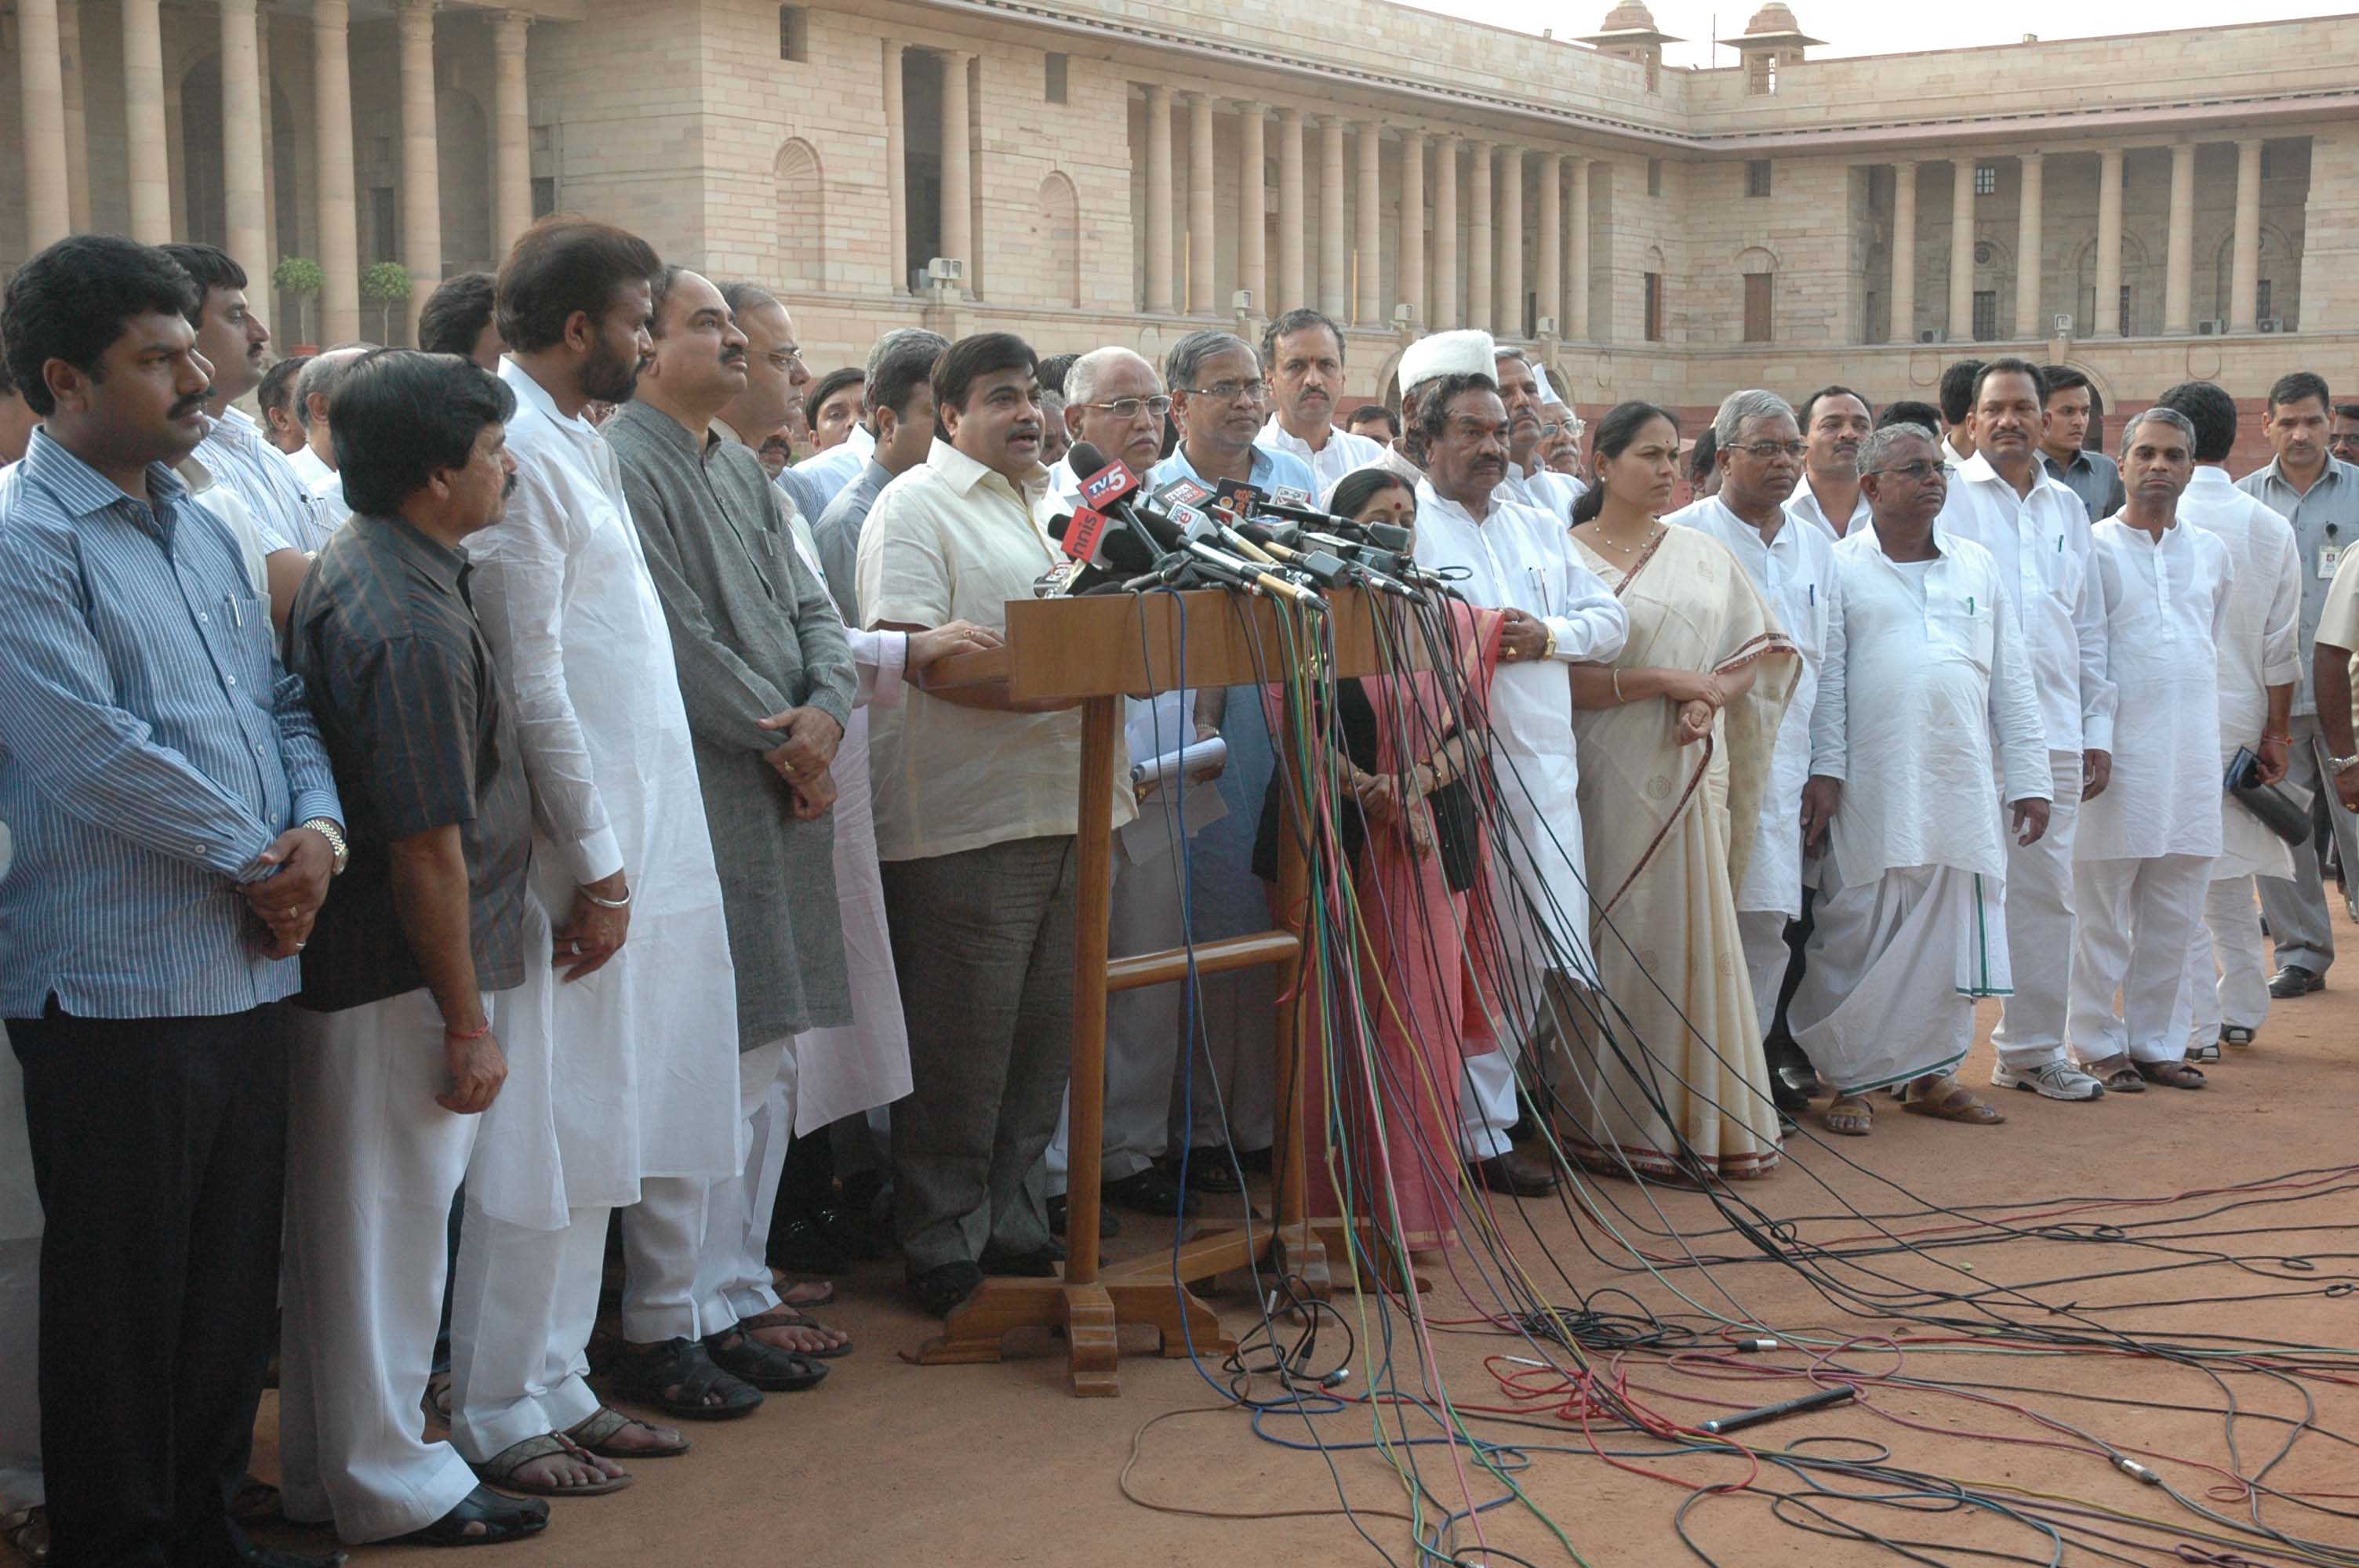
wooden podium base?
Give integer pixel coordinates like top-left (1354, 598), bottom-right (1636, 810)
top-left (912, 1273), bottom-right (1233, 1398)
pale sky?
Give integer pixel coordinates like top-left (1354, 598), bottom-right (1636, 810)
top-left (1421, 0), bottom-right (2347, 71)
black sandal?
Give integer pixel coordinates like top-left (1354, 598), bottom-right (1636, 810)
top-left (601, 1338), bottom-right (763, 1422)
top-left (2134, 1058), bottom-right (2208, 1090)
top-left (703, 1327), bottom-right (830, 1392)
top-left (388, 1485), bottom-right (550, 1548)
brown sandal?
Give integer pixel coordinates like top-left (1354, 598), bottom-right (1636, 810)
top-left (1900, 1078), bottom-right (2005, 1124)
top-left (473, 1431), bottom-right (633, 1497)
top-left (1820, 1094), bottom-right (1874, 1137)
top-left (2133, 1059), bottom-right (2208, 1090)
top-left (567, 1403), bottom-right (696, 1456)
top-left (2079, 1054), bottom-right (2146, 1094)
top-left (740, 1303), bottom-right (852, 1357)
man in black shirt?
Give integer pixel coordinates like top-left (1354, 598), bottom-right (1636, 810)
top-left (278, 351), bottom-right (556, 1548)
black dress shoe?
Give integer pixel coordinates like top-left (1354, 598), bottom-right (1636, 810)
top-left (977, 1242), bottom-right (1062, 1276)
top-left (1176, 1149), bottom-right (1244, 1192)
top-left (910, 1261), bottom-right (986, 1317)
top-left (1235, 1145), bottom-right (1274, 1175)
top-left (768, 1215), bottom-right (849, 1276)
top-left (240, 1548), bottom-right (350, 1568)
top-left (2267, 964), bottom-right (2324, 998)
top-left (1467, 1150), bottom-right (1561, 1198)
top-left (1046, 1193), bottom-right (1118, 1238)
top-left (1103, 1164), bottom-right (1194, 1218)
top-left (813, 1203), bottom-right (892, 1261)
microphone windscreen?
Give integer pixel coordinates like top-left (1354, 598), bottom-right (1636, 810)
top-left (1065, 441), bottom-right (1105, 478)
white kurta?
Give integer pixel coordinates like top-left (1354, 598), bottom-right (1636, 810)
top-left (1410, 482), bottom-right (1629, 978)
top-left (1936, 453), bottom-right (2116, 759)
top-left (2074, 517), bottom-right (2234, 863)
top-left (1666, 495), bottom-right (1837, 919)
top-left (1786, 480), bottom-right (1872, 541)
top-left (2177, 467), bottom-right (2301, 880)
top-left (783, 515), bottom-right (914, 1134)
top-left (288, 442), bottom-right (354, 534)
top-left (467, 362), bottom-right (739, 1213)
top-left (1809, 529), bottom-right (2051, 891)
top-left (1255, 416), bottom-right (1390, 497)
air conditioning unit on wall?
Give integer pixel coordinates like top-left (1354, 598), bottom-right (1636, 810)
top-left (2196, 318), bottom-right (2226, 335)
top-left (1917, 328), bottom-right (1944, 344)
top-left (2259, 318), bottom-right (2285, 333)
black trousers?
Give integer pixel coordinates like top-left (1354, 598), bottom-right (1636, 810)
top-left (8, 1004), bottom-right (289, 1568)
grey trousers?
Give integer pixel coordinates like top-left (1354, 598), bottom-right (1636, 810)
top-left (881, 834), bottom-right (1077, 1274)
top-left (2257, 714), bottom-right (2359, 975)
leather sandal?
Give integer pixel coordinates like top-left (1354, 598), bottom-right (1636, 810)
top-left (389, 1485), bottom-right (550, 1547)
top-left (2134, 1058), bottom-right (2208, 1090)
top-left (472, 1431), bottom-right (631, 1497)
top-left (601, 1338), bottom-right (761, 1423)
top-left (2080, 1054), bottom-right (2146, 1094)
top-left (1820, 1094), bottom-right (1873, 1136)
top-left (704, 1327), bottom-right (830, 1392)
top-left (1900, 1077), bottom-right (2005, 1124)
top-left (738, 1302), bottom-right (852, 1357)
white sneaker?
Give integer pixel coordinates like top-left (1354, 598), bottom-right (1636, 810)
top-left (1990, 1059), bottom-right (2106, 1101)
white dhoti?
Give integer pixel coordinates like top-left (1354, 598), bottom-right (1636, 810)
top-left (1049, 835), bottom-right (1186, 1195)
top-left (0, 1033), bottom-right (38, 1515)
top-left (278, 988), bottom-right (493, 1543)
top-left (2070, 853), bottom-right (2215, 1065)
top-left (1735, 909), bottom-right (1792, 1049)
top-left (445, 1201), bottom-right (605, 1463)
top-left (2175, 874), bottom-right (2271, 1051)
top-left (692, 1041), bottom-right (794, 1334)
top-left (1792, 862), bottom-right (2011, 1094)
top-left (1990, 748), bottom-right (2082, 1073)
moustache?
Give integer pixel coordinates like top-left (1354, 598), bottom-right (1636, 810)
top-left (721, 348), bottom-right (747, 367)
top-left (171, 389), bottom-right (212, 420)
top-left (503, 470), bottom-right (518, 499)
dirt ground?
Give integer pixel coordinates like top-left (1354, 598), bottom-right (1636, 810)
top-left (256, 923), bottom-right (2359, 1568)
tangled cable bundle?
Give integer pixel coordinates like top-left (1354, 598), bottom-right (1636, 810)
top-left (1114, 582), bottom-right (2359, 1567)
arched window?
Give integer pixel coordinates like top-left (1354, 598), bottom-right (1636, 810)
top-left (1737, 245), bottom-right (1777, 343)
top-left (1036, 172), bottom-right (1079, 308)
top-left (774, 139), bottom-right (826, 291)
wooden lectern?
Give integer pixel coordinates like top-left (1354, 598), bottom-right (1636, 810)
top-left (914, 586), bottom-right (1393, 1396)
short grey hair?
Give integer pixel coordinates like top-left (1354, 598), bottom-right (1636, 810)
top-left (1711, 388), bottom-right (1794, 448)
top-left (865, 326), bottom-right (947, 383)
top-left (1065, 346), bottom-right (1159, 407)
top-left (1492, 345), bottom-right (1531, 367)
top-left (1857, 422), bottom-right (1937, 477)
top-left (2120, 405), bottom-right (2197, 450)
top-left (1165, 329), bottom-right (1256, 394)
top-left (295, 343), bottom-right (380, 429)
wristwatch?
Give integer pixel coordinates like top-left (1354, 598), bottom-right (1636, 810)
top-left (2330, 754), bottom-right (2359, 778)
top-left (301, 816), bottom-right (350, 876)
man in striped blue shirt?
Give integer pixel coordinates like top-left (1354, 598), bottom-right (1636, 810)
top-left (0, 236), bottom-right (346, 1568)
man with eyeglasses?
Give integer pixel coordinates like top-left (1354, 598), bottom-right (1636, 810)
top-left (1791, 423), bottom-right (2047, 1138)
top-left (1254, 308), bottom-right (1388, 495)
top-left (1040, 345), bottom-right (1238, 1226)
top-left (1667, 391), bottom-right (1833, 1115)
top-left (715, 283), bottom-right (846, 524)
top-left (2331, 404), bottom-right (2359, 468)
top-left (1491, 348), bottom-right (1577, 527)
top-left (1151, 332), bottom-right (1317, 1205)
top-left (1936, 358), bottom-right (2115, 1104)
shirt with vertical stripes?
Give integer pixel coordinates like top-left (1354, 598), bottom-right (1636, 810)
top-left (194, 405), bottom-right (333, 554)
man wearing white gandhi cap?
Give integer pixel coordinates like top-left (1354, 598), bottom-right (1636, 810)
top-left (1322, 328), bottom-right (1497, 505)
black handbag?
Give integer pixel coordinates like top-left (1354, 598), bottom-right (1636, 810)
top-left (2226, 746), bottom-right (2314, 846)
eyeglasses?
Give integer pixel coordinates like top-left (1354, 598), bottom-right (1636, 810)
top-left (1865, 460), bottom-right (1956, 482)
top-left (1074, 395), bottom-right (1174, 422)
top-left (765, 347), bottom-right (805, 373)
top-left (1725, 440), bottom-right (1807, 459)
top-left (1181, 379), bottom-right (1272, 405)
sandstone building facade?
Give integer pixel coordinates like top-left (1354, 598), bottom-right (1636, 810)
top-left (5, 0), bottom-right (2354, 414)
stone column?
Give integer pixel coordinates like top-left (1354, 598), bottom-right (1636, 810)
top-left (1568, 156), bottom-right (1590, 339)
top-left (1468, 139), bottom-right (1492, 330)
top-left (397, 0), bottom-right (442, 343)
top-left (1187, 93), bottom-right (1216, 314)
top-left (2012, 151), bottom-right (2043, 339)
top-left (1276, 108), bottom-right (1304, 314)
top-left (17, 0), bottom-right (71, 249)
top-left (2164, 140), bottom-right (2195, 334)
top-left (1143, 85), bottom-right (1173, 312)
top-left (1496, 145), bottom-right (1523, 337)
top-left (1536, 151), bottom-right (1562, 336)
top-left (59, 0), bottom-right (92, 233)
top-left (882, 42), bottom-right (907, 293)
top-left (164, 41), bottom-right (186, 241)
top-left (314, 0), bottom-right (361, 343)
top-left (942, 53), bottom-right (974, 299)
top-left (1887, 159), bottom-right (1917, 343)
top-left (121, 0), bottom-right (171, 241)
top-left (256, 16), bottom-right (278, 265)
top-left (1399, 132), bottom-right (1424, 330)
top-left (1318, 117), bottom-right (1347, 318)
top-left (1355, 122), bottom-right (1381, 326)
top-left (493, 11), bottom-right (533, 256)
top-left (220, 0), bottom-right (270, 292)
top-left (1946, 158), bottom-right (1975, 341)
top-left (1434, 134), bottom-right (1459, 328)
top-left (2230, 137), bottom-right (2263, 332)
top-left (1238, 102), bottom-right (1266, 314)
top-left (2094, 148), bottom-right (2123, 336)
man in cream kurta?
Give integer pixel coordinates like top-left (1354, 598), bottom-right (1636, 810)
top-left (1667, 392), bottom-right (1836, 1061)
top-left (1792, 425), bottom-right (2050, 1124)
top-left (2069, 408), bottom-right (2234, 1089)
top-left (2155, 383), bottom-right (2300, 1060)
top-left (1410, 377), bottom-right (1627, 1189)
top-left (1936, 360), bottom-right (2117, 1102)
top-left (444, 230), bottom-right (739, 1471)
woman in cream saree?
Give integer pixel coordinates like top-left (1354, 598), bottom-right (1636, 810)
top-left (1554, 403), bottom-right (1797, 1182)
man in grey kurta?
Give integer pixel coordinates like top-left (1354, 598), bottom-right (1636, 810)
top-left (608, 268), bottom-right (858, 1377)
